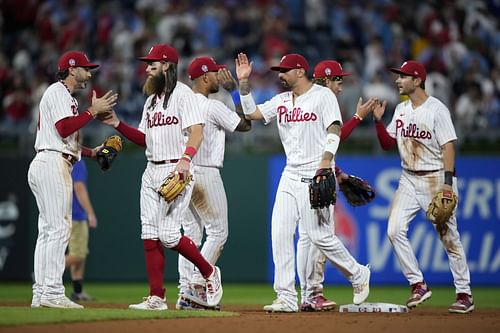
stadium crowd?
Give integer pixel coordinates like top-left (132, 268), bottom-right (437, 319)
top-left (1, 0), bottom-right (499, 153)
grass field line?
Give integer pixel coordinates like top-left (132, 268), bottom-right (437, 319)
top-left (1, 282), bottom-right (499, 326)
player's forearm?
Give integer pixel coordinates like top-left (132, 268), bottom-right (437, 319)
top-left (116, 121), bottom-right (146, 146)
top-left (55, 111), bottom-right (93, 138)
top-left (185, 124), bottom-right (204, 150)
top-left (442, 141), bottom-right (455, 171)
top-left (319, 122), bottom-right (341, 169)
top-left (375, 121), bottom-right (396, 150)
top-left (340, 116), bottom-right (362, 142)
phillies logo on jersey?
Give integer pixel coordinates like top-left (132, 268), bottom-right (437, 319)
top-left (277, 106), bottom-right (317, 124)
top-left (395, 119), bottom-right (432, 139)
top-left (147, 112), bottom-right (179, 128)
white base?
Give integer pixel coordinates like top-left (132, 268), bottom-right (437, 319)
top-left (339, 302), bottom-right (409, 313)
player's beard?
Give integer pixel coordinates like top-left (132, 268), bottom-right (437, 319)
top-left (280, 78), bottom-right (291, 90)
top-left (143, 72), bottom-right (166, 96)
top-left (209, 79), bottom-right (219, 94)
top-left (75, 74), bottom-right (89, 90)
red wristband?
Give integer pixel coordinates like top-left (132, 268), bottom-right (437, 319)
top-left (184, 146), bottom-right (197, 159)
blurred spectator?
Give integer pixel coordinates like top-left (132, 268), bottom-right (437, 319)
top-left (0, 0), bottom-right (499, 153)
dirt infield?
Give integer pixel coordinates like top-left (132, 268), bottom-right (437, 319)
top-left (2, 305), bottom-right (499, 333)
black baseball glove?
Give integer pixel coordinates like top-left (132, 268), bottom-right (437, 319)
top-left (309, 168), bottom-right (337, 209)
top-left (339, 175), bottom-right (376, 206)
top-left (96, 135), bottom-right (122, 171)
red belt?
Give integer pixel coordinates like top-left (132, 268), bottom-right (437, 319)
top-left (39, 149), bottom-right (77, 165)
top-left (405, 169), bottom-right (439, 176)
top-left (151, 159), bottom-right (179, 165)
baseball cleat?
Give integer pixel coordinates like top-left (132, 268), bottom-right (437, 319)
top-left (448, 293), bottom-right (474, 314)
top-left (41, 296), bottom-right (84, 309)
top-left (353, 265), bottom-right (371, 305)
top-left (301, 294), bottom-right (336, 312)
top-left (71, 291), bottom-right (94, 302)
top-left (263, 298), bottom-right (299, 313)
top-left (406, 282), bottom-right (432, 308)
top-left (205, 266), bottom-right (223, 306)
top-left (129, 295), bottom-right (168, 310)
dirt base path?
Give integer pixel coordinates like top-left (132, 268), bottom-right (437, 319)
top-left (2, 305), bottom-right (499, 333)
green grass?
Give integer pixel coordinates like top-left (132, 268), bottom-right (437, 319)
top-left (1, 282), bottom-right (500, 326)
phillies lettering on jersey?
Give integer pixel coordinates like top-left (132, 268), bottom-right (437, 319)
top-left (278, 106), bottom-right (318, 123)
top-left (395, 120), bottom-right (432, 139)
top-left (146, 112), bottom-right (179, 127)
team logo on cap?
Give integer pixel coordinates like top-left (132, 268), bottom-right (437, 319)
top-left (69, 59), bottom-right (76, 66)
top-left (202, 64), bottom-right (209, 72)
top-left (325, 67), bottom-right (332, 76)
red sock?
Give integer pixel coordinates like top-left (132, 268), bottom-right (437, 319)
top-left (143, 239), bottom-right (165, 298)
top-left (173, 236), bottom-right (213, 278)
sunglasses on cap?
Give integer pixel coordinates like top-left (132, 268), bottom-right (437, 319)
top-left (326, 76), bottom-right (343, 82)
top-left (279, 68), bottom-right (300, 73)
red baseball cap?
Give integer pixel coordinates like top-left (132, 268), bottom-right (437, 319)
top-left (188, 57), bottom-right (226, 80)
top-left (390, 60), bottom-right (426, 82)
top-left (313, 60), bottom-right (351, 79)
top-left (139, 44), bottom-right (179, 64)
top-left (58, 51), bottom-right (99, 71)
top-left (270, 53), bottom-right (309, 72)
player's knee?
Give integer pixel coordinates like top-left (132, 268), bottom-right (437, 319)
top-left (387, 222), bottom-right (405, 241)
top-left (159, 232), bottom-right (181, 248)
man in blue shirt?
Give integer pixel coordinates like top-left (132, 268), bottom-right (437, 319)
top-left (65, 160), bottom-right (97, 301)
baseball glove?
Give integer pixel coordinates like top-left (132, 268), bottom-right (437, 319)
top-left (309, 168), bottom-right (337, 209)
top-left (157, 171), bottom-right (192, 203)
top-left (426, 190), bottom-right (458, 236)
top-left (339, 175), bottom-right (376, 207)
top-left (96, 135), bottom-right (122, 171)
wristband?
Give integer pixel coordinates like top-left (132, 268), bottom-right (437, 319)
top-left (182, 146), bottom-right (197, 161)
top-left (240, 92), bottom-right (257, 115)
top-left (324, 133), bottom-right (340, 155)
top-left (85, 110), bottom-right (96, 119)
top-left (230, 90), bottom-right (241, 106)
top-left (444, 171), bottom-right (453, 186)
top-left (181, 154), bottom-right (192, 163)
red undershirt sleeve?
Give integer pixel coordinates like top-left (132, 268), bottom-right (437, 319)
top-left (55, 112), bottom-right (93, 138)
top-left (340, 116), bottom-right (361, 142)
top-left (375, 121), bottom-right (397, 150)
top-left (116, 121), bottom-right (146, 146)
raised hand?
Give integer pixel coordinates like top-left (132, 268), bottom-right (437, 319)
top-left (218, 68), bottom-right (237, 92)
top-left (355, 97), bottom-right (378, 120)
top-left (89, 90), bottom-right (118, 116)
top-left (98, 109), bottom-right (120, 128)
top-left (373, 100), bottom-right (387, 122)
top-left (235, 53), bottom-right (253, 82)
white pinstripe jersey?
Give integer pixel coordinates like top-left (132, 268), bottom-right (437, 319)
top-left (259, 84), bottom-right (342, 179)
top-left (386, 96), bottom-right (457, 171)
top-left (192, 94), bottom-right (240, 168)
top-left (138, 82), bottom-right (205, 161)
top-left (34, 81), bottom-right (81, 158)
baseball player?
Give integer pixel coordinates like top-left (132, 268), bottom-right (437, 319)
top-left (28, 50), bottom-right (118, 309)
top-left (65, 159), bottom-right (97, 302)
top-left (235, 53), bottom-right (370, 313)
top-left (176, 56), bottom-right (251, 310)
top-left (100, 44), bottom-right (223, 310)
top-left (372, 60), bottom-right (474, 313)
top-left (298, 60), bottom-right (378, 311)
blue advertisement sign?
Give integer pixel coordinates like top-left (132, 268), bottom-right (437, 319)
top-left (267, 156), bottom-right (500, 285)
